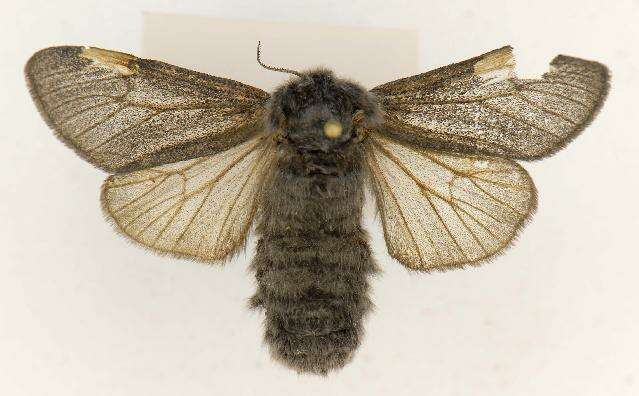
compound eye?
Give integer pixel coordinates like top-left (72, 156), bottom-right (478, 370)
top-left (323, 120), bottom-right (343, 139)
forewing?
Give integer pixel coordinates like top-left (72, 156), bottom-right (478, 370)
top-left (26, 46), bottom-right (269, 173)
top-left (364, 133), bottom-right (536, 271)
top-left (101, 134), bottom-right (275, 262)
top-left (372, 46), bottom-right (609, 159)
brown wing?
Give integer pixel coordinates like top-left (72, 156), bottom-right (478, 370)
top-left (101, 133), bottom-right (275, 262)
top-left (26, 46), bottom-right (269, 173)
top-left (372, 46), bottom-right (609, 160)
top-left (363, 132), bottom-right (536, 271)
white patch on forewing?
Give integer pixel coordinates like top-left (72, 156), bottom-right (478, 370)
top-left (80, 47), bottom-right (138, 76)
top-left (473, 47), bottom-right (515, 83)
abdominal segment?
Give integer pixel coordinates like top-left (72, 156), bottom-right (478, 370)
top-left (249, 146), bottom-right (377, 375)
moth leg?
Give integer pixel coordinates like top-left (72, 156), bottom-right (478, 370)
top-left (352, 127), bottom-right (366, 144)
top-left (350, 110), bottom-right (368, 144)
top-left (273, 130), bottom-right (290, 145)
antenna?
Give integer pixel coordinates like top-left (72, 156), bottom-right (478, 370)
top-left (256, 41), bottom-right (302, 77)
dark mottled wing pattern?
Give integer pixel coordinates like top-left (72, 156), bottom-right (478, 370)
top-left (364, 132), bottom-right (536, 271)
top-left (372, 46), bottom-right (609, 160)
top-left (365, 46), bottom-right (608, 270)
top-left (26, 46), bottom-right (269, 173)
top-left (101, 133), bottom-right (276, 262)
top-left (27, 46), bottom-right (276, 262)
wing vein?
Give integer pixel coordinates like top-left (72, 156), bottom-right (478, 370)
top-left (39, 76), bottom-right (121, 98)
top-left (48, 94), bottom-right (122, 113)
top-left (515, 91), bottom-right (583, 122)
top-left (470, 179), bottom-right (523, 216)
top-left (173, 185), bottom-right (212, 251)
top-left (366, 146), bottom-right (430, 266)
top-left (211, 145), bottom-right (266, 253)
top-left (85, 110), bottom-right (165, 153)
top-left (113, 175), bottom-right (169, 213)
top-left (451, 198), bottom-right (504, 243)
top-left (72, 104), bottom-right (126, 139)
top-left (424, 193), bottom-right (468, 259)
top-left (57, 100), bottom-right (117, 126)
top-left (449, 201), bottom-right (489, 254)
top-left (480, 102), bottom-right (562, 139)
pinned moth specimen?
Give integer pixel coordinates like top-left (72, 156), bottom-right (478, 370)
top-left (25, 43), bottom-right (609, 375)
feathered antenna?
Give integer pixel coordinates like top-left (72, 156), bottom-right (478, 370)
top-left (256, 41), bottom-right (302, 77)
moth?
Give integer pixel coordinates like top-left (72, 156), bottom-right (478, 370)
top-left (25, 43), bottom-right (608, 375)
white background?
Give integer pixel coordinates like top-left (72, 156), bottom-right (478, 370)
top-left (2, 1), bottom-right (638, 395)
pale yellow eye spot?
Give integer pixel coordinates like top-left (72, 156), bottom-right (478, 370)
top-left (323, 120), bottom-right (343, 139)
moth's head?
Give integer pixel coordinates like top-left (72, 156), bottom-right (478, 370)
top-left (266, 69), bottom-right (382, 152)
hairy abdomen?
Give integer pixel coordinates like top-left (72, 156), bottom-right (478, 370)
top-left (250, 146), bottom-right (377, 375)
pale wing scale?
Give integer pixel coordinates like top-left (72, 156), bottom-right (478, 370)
top-left (364, 133), bottom-right (536, 271)
top-left (101, 135), bottom-right (275, 262)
